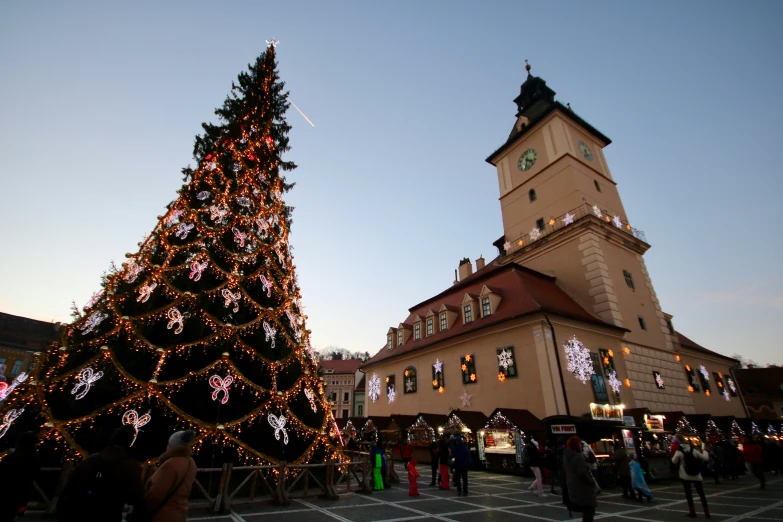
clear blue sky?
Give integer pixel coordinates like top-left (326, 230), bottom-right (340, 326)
top-left (1, 1), bottom-right (781, 365)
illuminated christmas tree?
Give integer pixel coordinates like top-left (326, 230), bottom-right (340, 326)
top-left (675, 416), bottom-right (698, 436)
top-left (0, 41), bottom-right (342, 465)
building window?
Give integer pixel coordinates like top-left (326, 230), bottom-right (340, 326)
top-left (464, 305), bottom-right (473, 323)
top-left (414, 324), bottom-right (420, 340)
top-left (594, 180), bottom-right (601, 192)
top-left (386, 374), bottom-right (395, 399)
top-left (10, 360), bottom-right (23, 375)
top-left (387, 334), bottom-right (393, 350)
top-left (426, 318), bottom-right (433, 336)
top-left (496, 346), bottom-right (517, 379)
top-left (536, 217), bottom-right (545, 231)
top-left (482, 297), bottom-right (491, 317)
top-left (357, 404), bottom-right (363, 416)
top-left (404, 366), bottom-right (417, 394)
top-left (638, 316), bottom-right (647, 330)
top-left (330, 392), bottom-right (337, 402)
top-left (713, 372), bottom-right (726, 396)
top-left (653, 371), bottom-right (665, 389)
top-left (529, 189), bottom-right (537, 202)
top-left (684, 365), bottom-right (700, 392)
top-left (342, 409), bottom-right (348, 419)
top-left (623, 270), bottom-right (635, 289)
top-left (397, 330), bottom-right (403, 346)
top-left (344, 392), bottom-right (350, 402)
top-left (461, 354), bottom-right (477, 384)
top-left (440, 313), bottom-right (447, 331)
top-left (432, 362), bottom-right (444, 390)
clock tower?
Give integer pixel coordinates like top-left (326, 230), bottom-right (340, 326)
top-left (487, 64), bottom-right (677, 354)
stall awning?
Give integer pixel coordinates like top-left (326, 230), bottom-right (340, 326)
top-left (486, 408), bottom-right (545, 432)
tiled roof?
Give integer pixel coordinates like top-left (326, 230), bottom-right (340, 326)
top-left (364, 259), bottom-right (622, 368)
top-left (675, 332), bottom-right (738, 363)
top-left (487, 408), bottom-right (546, 432)
top-left (318, 359), bottom-right (363, 374)
top-left (355, 373), bottom-right (366, 391)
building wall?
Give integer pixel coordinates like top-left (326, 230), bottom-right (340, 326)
top-left (323, 373), bottom-right (355, 419)
top-left (354, 391), bottom-right (366, 417)
top-left (676, 350), bottom-right (746, 418)
top-left (0, 346), bottom-right (39, 380)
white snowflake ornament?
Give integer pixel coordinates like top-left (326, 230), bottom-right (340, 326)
top-left (564, 336), bottom-right (595, 384)
top-left (608, 370), bottom-right (622, 395)
top-left (387, 385), bottom-right (396, 403)
top-left (592, 205), bottom-right (603, 218)
top-left (368, 374), bottom-right (381, 402)
top-left (563, 212), bottom-right (575, 226)
top-left (530, 227), bottom-right (541, 241)
top-left (433, 359), bottom-right (443, 374)
top-left (459, 389), bottom-right (472, 408)
top-left (497, 348), bottom-right (514, 370)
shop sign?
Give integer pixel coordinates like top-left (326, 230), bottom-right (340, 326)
top-left (622, 429), bottom-right (635, 449)
top-left (644, 414), bottom-right (665, 432)
top-left (623, 416), bottom-right (636, 426)
top-left (514, 432), bottom-right (524, 464)
top-left (551, 424), bottom-right (577, 435)
top-left (590, 403), bottom-right (624, 421)
top-left (478, 431), bottom-right (486, 461)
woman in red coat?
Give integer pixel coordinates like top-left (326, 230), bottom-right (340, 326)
top-left (407, 458), bottom-right (421, 496)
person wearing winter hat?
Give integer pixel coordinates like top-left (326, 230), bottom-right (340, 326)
top-left (143, 430), bottom-right (198, 522)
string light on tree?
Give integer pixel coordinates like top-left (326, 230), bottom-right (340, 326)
top-left (263, 321), bottom-right (276, 348)
top-left (209, 374), bottom-right (233, 404)
top-left (232, 227), bottom-right (247, 247)
top-left (259, 275), bottom-right (273, 297)
top-left (564, 336), bottom-right (595, 383)
top-left (221, 289), bottom-right (241, 312)
top-left (79, 311), bottom-right (107, 335)
top-left (304, 388), bottom-right (318, 412)
top-left (209, 205), bottom-right (229, 223)
top-left (268, 413), bottom-right (289, 444)
top-left (0, 372), bottom-right (28, 402)
top-left (197, 191), bottom-right (211, 200)
top-left (84, 291), bottom-right (103, 310)
top-left (175, 222), bottom-right (194, 239)
top-left (71, 367), bottom-right (103, 400)
top-left (122, 409), bottom-right (151, 447)
top-left (236, 196), bottom-right (251, 207)
top-left (137, 282), bottom-right (157, 303)
top-left (124, 260), bottom-right (143, 283)
top-left (166, 308), bottom-right (185, 334)
top-left (189, 260), bottom-right (208, 281)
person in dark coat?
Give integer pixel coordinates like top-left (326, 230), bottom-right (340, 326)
top-left (613, 443), bottom-right (636, 500)
top-left (57, 426), bottom-right (145, 522)
top-left (437, 434), bottom-right (450, 489)
top-left (451, 436), bottom-right (472, 496)
top-left (429, 438), bottom-right (439, 486)
top-left (0, 432), bottom-right (39, 522)
top-left (544, 441), bottom-right (559, 494)
top-left (563, 436), bottom-right (597, 522)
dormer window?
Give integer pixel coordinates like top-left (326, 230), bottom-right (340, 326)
top-left (529, 189), bottom-right (537, 202)
top-left (414, 324), bottom-right (421, 340)
top-left (464, 304), bottom-right (473, 324)
top-left (482, 297), bottom-right (491, 317)
top-left (387, 334), bottom-right (393, 350)
top-left (440, 313), bottom-right (447, 331)
top-left (397, 330), bottom-right (403, 346)
top-left (426, 318), bottom-right (433, 336)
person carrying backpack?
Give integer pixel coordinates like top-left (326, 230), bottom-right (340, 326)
top-left (57, 426), bottom-right (145, 522)
top-left (143, 430), bottom-right (198, 522)
top-left (672, 435), bottom-right (710, 518)
top-left (563, 436), bottom-right (598, 522)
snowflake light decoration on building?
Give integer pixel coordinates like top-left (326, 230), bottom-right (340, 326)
top-left (530, 227), bottom-right (541, 241)
top-left (263, 321), bottom-right (276, 349)
top-left (189, 260), bottom-right (208, 281)
top-left (433, 359), bottom-right (443, 374)
top-left (592, 205), bottom-right (602, 218)
top-left (122, 409), bottom-right (151, 447)
top-left (267, 413), bottom-right (289, 445)
top-left (387, 385), bottom-right (396, 403)
top-left (497, 348), bottom-right (514, 370)
top-left (0, 372), bottom-right (28, 403)
top-left (698, 366), bottom-right (709, 381)
top-left (79, 311), bottom-right (107, 335)
top-left (368, 374), bottom-right (381, 402)
top-left (564, 336), bottom-right (595, 384)
top-left (304, 388), bottom-right (318, 412)
top-left (613, 215), bottom-right (623, 228)
top-left (727, 378), bottom-right (737, 394)
top-left (71, 367), bottom-right (104, 400)
top-left (209, 374), bottom-right (234, 404)
top-left (175, 222), bottom-right (194, 239)
top-left (654, 372), bottom-right (665, 389)
top-left (459, 389), bottom-right (472, 408)
top-left (608, 370), bottom-right (622, 395)
top-left (221, 288), bottom-right (241, 312)
top-left (166, 308), bottom-right (184, 335)
top-left (0, 408), bottom-right (24, 440)
top-left (405, 379), bottom-right (414, 392)
top-left (137, 282), bottom-right (157, 303)
top-left (563, 212), bottom-right (575, 226)
top-left (723, 390), bottom-right (731, 401)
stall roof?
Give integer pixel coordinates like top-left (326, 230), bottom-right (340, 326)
top-left (446, 410), bottom-right (489, 431)
top-left (386, 414), bottom-right (418, 432)
top-left (415, 413), bottom-right (447, 430)
top-left (710, 416), bottom-right (737, 434)
top-left (487, 408), bottom-right (545, 432)
top-left (363, 416), bottom-right (391, 431)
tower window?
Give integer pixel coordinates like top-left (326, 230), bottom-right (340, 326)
top-left (529, 189), bottom-right (537, 202)
top-left (623, 270), bottom-right (635, 289)
top-left (414, 324), bottom-right (420, 340)
top-left (440, 313), bottom-right (447, 331)
top-left (594, 180), bottom-right (602, 192)
top-left (536, 218), bottom-right (545, 231)
top-left (638, 316), bottom-right (647, 331)
top-left (482, 297), bottom-right (491, 317)
top-left (426, 318), bottom-right (433, 336)
top-left (464, 305), bottom-right (473, 324)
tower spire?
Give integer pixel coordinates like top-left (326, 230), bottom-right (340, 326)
top-left (525, 59), bottom-right (531, 76)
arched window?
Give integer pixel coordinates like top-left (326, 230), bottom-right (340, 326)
top-left (404, 366), bottom-right (417, 394)
top-left (529, 189), bottom-right (537, 202)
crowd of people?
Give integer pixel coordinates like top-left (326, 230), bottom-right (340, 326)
top-left (0, 428), bottom-right (198, 522)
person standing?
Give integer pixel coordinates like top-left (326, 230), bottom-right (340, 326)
top-left (544, 441), bottom-right (559, 494)
top-left (429, 438), bottom-right (439, 486)
top-left (742, 436), bottom-right (764, 490)
top-left (527, 439), bottom-right (545, 496)
top-left (672, 436), bottom-right (710, 518)
top-left (612, 442), bottom-right (635, 500)
top-left (582, 441), bottom-right (601, 494)
top-left (406, 458), bottom-right (420, 496)
top-left (371, 443), bottom-right (384, 491)
top-left (451, 436), bottom-right (472, 496)
top-left (629, 454), bottom-right (654, 502)
top-left (57, 426), bottom-right (145, 522)
top-left (143, 430), bottom-right (198, 522)
top-left (437, 434), bottom-right (450, 490)
top-left (563, 436), bottom-right (598, 522)
top-left (0, 432), bottom-right (39, 522)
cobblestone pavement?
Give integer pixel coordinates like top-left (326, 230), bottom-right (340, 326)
top-left (186, 464), bottom-right (783, 522)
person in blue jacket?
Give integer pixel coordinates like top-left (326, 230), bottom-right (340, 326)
top-left (451, 436), bottom-right (472, 496)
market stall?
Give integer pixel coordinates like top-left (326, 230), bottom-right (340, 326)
top-left (478, 408), bottom-right (545, 472)
top-left (628, 410), bottom-right (673, 480)
top-left (407, 414), bottom-right (442, 463)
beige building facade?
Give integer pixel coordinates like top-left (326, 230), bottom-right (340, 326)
top-left (319, 359), bottom-right (363, 419)
top-left (363, 67), bottom-right (746, 422)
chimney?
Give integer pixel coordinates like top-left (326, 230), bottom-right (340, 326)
top-left (475, 256), bottom-right (485, 271)
top-left (457, 257), bottom-right (473, 281)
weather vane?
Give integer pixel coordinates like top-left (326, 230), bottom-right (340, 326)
top-left (525, 59), bottom-right (531, 75)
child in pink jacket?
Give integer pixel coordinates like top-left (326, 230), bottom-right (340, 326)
top-left (407, 458), bottom-right (420, 496)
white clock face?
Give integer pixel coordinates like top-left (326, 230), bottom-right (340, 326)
top-left (518, 149), bottom-right (537, 171)
top-left (578, 141), bottom-right (593, 161)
